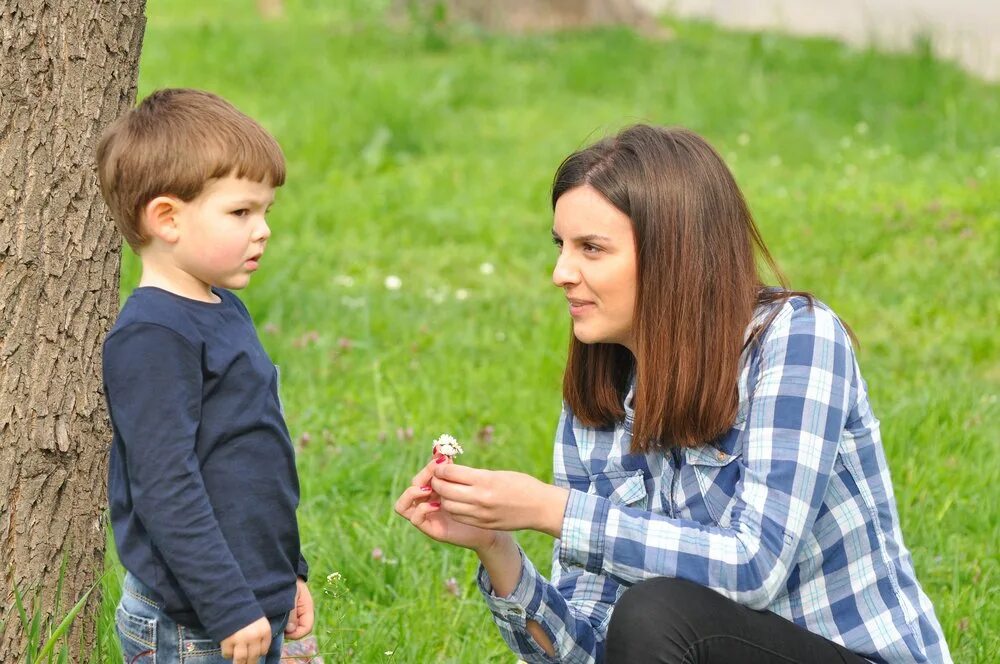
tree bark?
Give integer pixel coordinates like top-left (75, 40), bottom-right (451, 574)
top-left (0, 0), bottom-right (145, 659)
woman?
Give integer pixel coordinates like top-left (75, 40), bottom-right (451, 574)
top-left (394, 125), bottom-right (950, 663)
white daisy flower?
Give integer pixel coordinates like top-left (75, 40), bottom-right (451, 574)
top-left (384, 275), bottom-right (402, 290)
top-left (479, 262), bottom-right (495, 275)
top-left (433, 433), bottom-right (464, 458)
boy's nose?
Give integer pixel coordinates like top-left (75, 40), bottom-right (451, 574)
top-left (255, 219), bottom-right (271, 241)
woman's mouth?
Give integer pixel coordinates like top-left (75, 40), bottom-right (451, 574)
top-left (567, 298), bottom-right (595, 317)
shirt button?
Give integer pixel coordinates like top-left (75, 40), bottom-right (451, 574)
top-left (717, 451), bottom-right (727, 461)
top-left (185, 642), bottom-right (195, 652)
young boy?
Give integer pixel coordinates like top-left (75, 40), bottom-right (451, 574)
top-left (97, 88), bottom-right (313, 664)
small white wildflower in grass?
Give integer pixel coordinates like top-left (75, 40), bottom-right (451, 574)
top-left (341, 296), bottom-right (366, 309)
top-left (384, 275), bottom-right (402, 290)
top-left (433, 433), bottom-right (464, 458)
top-left (371, 547), bottom-right (384, 562)
top-left (324, 571), bottom-right (346, 598)
top-left (333, 274), bottom-right (355, 287)
top-left (737, 132), bottom-right (750, 146)
top-left (425, 288), bottom-right (446, 304)
top-left (445, 577), bottom-right (461, 597)
top-left (455, 288), bottom-right (469, 301)
top-left (384, 651), bottom-right (394, 657)
top-left (854, 121), bottom-right (869, 135)
top-left (479, 262), bottom-right (495, 275)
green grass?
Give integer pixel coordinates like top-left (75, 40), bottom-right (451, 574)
top-left (94, 0), bottom-right (1000, 661)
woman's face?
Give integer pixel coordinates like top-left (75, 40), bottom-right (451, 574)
top-left (552, 185), bottom-right (638, 351)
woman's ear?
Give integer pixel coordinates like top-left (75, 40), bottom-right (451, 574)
top-left (143, 196), bottom-right (183, 244)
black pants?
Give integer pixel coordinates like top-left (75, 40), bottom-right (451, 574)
top-left (605, 578), bottom-right (869, 663)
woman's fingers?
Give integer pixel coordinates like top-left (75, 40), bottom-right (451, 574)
top-left (433, 462), bottom-right (484, 485)
top-left (409, 498), bottom-right (441, 528)
top-left (408, 457), bottom-right (441, 488)
top-left (432, 478), bottom-right (482, 505)
top-left (394, 485), bottom-right (434, 516)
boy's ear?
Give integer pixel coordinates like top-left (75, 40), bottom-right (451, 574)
top-left (143, 196), bottom-right (184, 244)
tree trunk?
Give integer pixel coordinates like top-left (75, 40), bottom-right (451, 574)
top-left (0, 0), bottom-right (145, 659)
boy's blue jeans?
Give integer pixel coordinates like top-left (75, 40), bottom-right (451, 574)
top-left (115, 573), bottom-right (288, 663)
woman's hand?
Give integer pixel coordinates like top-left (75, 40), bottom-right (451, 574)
top-left (430, 463), bottom-right (570, 538)
top-left (394, 457), bottom-right (498, 553)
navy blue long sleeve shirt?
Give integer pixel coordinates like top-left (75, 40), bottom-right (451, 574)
top-left (103, 286), bottom-right (306, 643)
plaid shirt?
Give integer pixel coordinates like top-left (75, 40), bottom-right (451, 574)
top-left (478, 297), bottom-right (950, 663)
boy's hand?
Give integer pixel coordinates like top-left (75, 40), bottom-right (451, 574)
top-left (221, 617), bottom-right (271, 664)
top-left (284, 578), bottom-right (314, 639)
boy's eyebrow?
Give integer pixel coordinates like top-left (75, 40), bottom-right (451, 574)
top-left (230, 197), bottom-right (275, 208)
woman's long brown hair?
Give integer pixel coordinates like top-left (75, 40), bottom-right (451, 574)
top-left (554, 125), bottom-right (816, 452)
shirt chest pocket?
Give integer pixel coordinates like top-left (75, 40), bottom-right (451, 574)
top-left (684, 446), bottom-right (743, 526)
top-left (588, 469), bottom-right (649, 510)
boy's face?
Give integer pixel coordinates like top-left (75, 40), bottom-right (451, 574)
top-left (171, 176), bottom-right (275, 292)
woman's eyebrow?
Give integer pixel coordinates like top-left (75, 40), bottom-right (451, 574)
top-left (573, 233), bottom-right (613, 243)
top-left (551, 230), bottom-right (612, 243)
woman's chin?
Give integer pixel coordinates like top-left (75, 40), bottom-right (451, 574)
top-left (572, 325), bottom-right (608, 345)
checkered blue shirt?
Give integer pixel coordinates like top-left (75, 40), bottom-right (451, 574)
top-left (478, 297), bottom-right (950, 663)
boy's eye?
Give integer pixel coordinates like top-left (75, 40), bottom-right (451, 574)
top-left (552, 236), bottom-right (563, 248)
top-left (232, 209), bottom-right (250, 217)
top-left (583, 243), bottom-right (601, 253)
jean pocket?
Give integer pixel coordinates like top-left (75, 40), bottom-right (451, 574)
top-left (115, 603), bottom-right (156, 663)
top-left (177, 623), bottom-right (224, 661)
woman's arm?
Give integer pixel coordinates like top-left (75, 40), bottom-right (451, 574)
top-left (476, 533), bottom-right (557, 656)
top-left (435, 303), bottom-right (855, 611)
top-left (560, 302), bottom-right (854, 607)
top-left (439, 408), bottom-right (621, 664)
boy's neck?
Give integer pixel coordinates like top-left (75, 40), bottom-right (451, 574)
top-left (138, 258), bottom-right (220, 303)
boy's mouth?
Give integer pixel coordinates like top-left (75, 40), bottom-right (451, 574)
top-left (246, 253), bottom-right (263, 270)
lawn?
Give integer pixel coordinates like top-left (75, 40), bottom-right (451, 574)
top-left (93, 0), bottom-right (999, 661)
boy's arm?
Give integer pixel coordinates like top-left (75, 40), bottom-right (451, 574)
top-left (104, 323), bottom-right (265, 643)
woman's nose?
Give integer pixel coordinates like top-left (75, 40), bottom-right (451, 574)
top-left (552, 252), bottom-right (579, 288)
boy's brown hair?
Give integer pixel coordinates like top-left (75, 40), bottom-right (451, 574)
top-left (96, 88), bottom-right (285, 250)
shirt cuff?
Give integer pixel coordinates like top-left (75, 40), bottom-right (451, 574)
top-left (297, 554), bottom-right (309, 581)
top-left (559, 489), bottom-right (610, 575)
top-left (477, 547), bottom-right (544, 627)
top-left (477, 551), bottom-right (561, 663)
